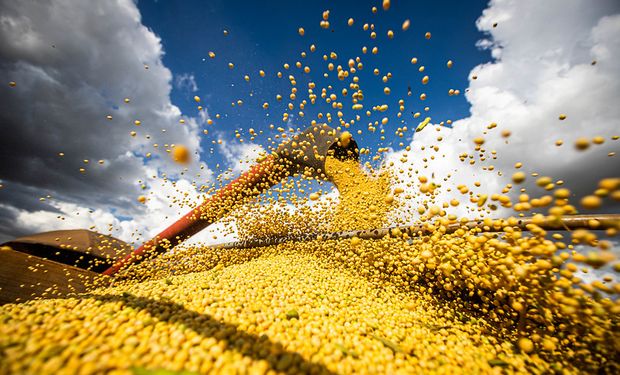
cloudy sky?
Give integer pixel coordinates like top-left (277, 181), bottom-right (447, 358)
top-left (0, 0), bottom-right (618, 246)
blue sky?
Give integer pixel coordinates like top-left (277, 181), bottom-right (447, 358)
top-left (138, 0), bottom-right (491, 171)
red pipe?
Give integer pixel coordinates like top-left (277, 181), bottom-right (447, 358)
top-left (102, 155), bottom-right (287, 276)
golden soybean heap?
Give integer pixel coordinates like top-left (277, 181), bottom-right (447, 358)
top-left (2, 157), bottom-right (619, 374)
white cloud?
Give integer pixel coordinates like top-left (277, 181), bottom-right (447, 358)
top-left (218, 139), bottom-right (267, 175)
top-left (386, 0), bottom-right (620, 225)
top-left (175, 73), bottom-right (198, 93)
top-left (11, 167), bottom-right (199, 243)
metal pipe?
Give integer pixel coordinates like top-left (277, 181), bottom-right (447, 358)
top-left (102, 155), bottom-right (286, 275)
top-left (102, 124), bottom-right (359, 276)
top-left (207, 214), bottom-right (620, 250)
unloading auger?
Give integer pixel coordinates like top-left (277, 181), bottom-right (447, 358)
top-left (102, 124), bottom-right (359, 276)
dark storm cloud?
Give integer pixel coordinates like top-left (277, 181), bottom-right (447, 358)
top-left (0, 0), bottom-right (207, 242)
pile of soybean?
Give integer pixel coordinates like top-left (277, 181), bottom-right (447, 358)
top-left (2, 157), bottom-right (619, 374)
